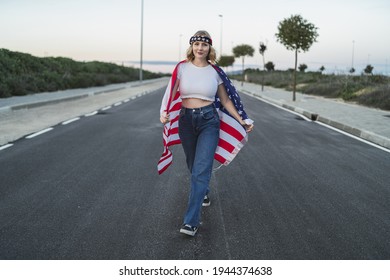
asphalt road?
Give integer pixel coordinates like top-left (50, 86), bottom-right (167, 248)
top-left (0, 89), bottom-right (389, 260)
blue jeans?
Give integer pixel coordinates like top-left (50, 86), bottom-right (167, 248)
top-left (178, 103), bottom-right (220, 227)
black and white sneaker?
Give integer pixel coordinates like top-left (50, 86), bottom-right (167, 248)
top-left (180, 224), bottom-right (198, 236)
top-left (202, 195), bottom-right (211, 206)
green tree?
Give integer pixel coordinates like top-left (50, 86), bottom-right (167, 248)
top-left (319, 65), bottom-right (325, 74)
top-left (232, 44), bottom-right (255, 85)
top-left (259, 42), bottom-right (267, 91)
top-left (364, 64), bottom-right (374, 75)
top-left (299, 64), bottom-right (308, 72)
top-left (218, 55), bottom-right (235, 68)
top-left (265, 61), bottom-right (275, 72)
top-left (275, 14), bottom-right (319, 101)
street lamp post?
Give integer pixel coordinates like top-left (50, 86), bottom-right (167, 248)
top-left (351, 40), bottom-right (355, 70)
top-left (140, 0), bottom-right (144, 82)
top-left (219, 14), bottom-right (223, 57)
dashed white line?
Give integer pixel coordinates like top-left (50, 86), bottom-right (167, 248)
top-left (85, 111), bottom-right (98, 117)
top-left (0, 144), bottom-right (13, 151)
top-left (3, 94), bottom-right (147, 150)
top-left (26, 128), bottom-right (53, 139)
top-left (62, 117), bottom-right (80, 125)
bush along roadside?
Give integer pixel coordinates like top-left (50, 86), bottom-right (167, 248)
top-left (0, 48), bottom-right (162, 98)
top-left (240, 69), bottom-right (390, 111)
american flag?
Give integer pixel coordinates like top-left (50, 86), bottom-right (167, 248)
top-left (157, 61), bottom-right (253, 174)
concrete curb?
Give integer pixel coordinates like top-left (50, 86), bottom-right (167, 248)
top-left (242, 90), bottom-right (390, 150)
top-left (1, 78), bottom-right (167, 112)
top-left (10, 94), bottom-right (90, 110)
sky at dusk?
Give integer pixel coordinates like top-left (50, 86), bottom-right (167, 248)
top-left (1, 0), bottom-right (389, 74)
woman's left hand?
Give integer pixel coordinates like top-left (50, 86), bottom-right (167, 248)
top-left (243, 123), bottom-right (254, 133)
top-left (244, 124), bottom-right (253, 133)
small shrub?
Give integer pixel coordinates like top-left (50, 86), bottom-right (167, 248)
top-left (356, 85), bottom-right (390, 110)
top-left (301, 82), bottom-right (340, 98)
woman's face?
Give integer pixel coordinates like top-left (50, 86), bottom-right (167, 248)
top-left (192, 41), bottom-right (210, 60)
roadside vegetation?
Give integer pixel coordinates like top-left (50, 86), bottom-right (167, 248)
top-left (0, 48), bottom-right (162, 98)
top-left (235, 69), bottom-right (390, 111)
top-left (220, 14), bottom-right (389, 111)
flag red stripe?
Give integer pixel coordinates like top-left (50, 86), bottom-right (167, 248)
top-left (214, 153), bottom-right (227, 164)
top-left (158, 152), bottom-right (172, 164)
top-left (169, 127), bottom-right (179, 135)
top-left (167, 139), bottom-right (181, 146)
top-left (220, 121), bottom-right (245, 142)
top-left (218, 138), bottom-right (235, 153)
top-left (170, 115), bottom-right (180, 124)
top-left (158, 160), bottom-right (172, 174)
top-left (171, 102), bottom-right (181, 111)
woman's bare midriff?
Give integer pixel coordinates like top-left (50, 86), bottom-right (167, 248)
top-left (181, 98), bottom-right (213, 109)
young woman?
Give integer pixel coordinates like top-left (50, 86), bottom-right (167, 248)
top-left (159, 30), bottom-right (253, 236)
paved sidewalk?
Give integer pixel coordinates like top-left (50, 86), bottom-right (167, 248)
top-left (0, 78), bottom-right (169, 146)
top-left (235, 81), bottom-right (390, 150)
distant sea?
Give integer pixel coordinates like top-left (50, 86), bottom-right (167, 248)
top-left (120, 60), bottom-right (389, 76)
top-left (122, 60), bottom-right (256, 74)
top-left (123, 61), bottom-right (177, 74)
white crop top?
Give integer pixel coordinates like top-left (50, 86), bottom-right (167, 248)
top-left (177, 62), bottom-right (223, 101)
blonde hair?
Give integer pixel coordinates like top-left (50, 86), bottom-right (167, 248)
top-left (186, 30), bottom-right (217, 63)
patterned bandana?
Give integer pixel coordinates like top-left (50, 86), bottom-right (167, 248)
top-left (189, 36), bottom-right (213, 46)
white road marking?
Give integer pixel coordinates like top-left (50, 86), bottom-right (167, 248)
top-left (62, 117), bottom-right (80, 125)
top-left (102, 106), bottom-right (111, 111)
top-left (26, 128), bottom-right (53, 139)
top-left (85, 111), bottom-right (98, 117)
top-left (0, 144), bottom-right (13, 151)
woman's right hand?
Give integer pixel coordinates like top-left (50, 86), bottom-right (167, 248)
top-left (160, 112), bottom-right (170, 124)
